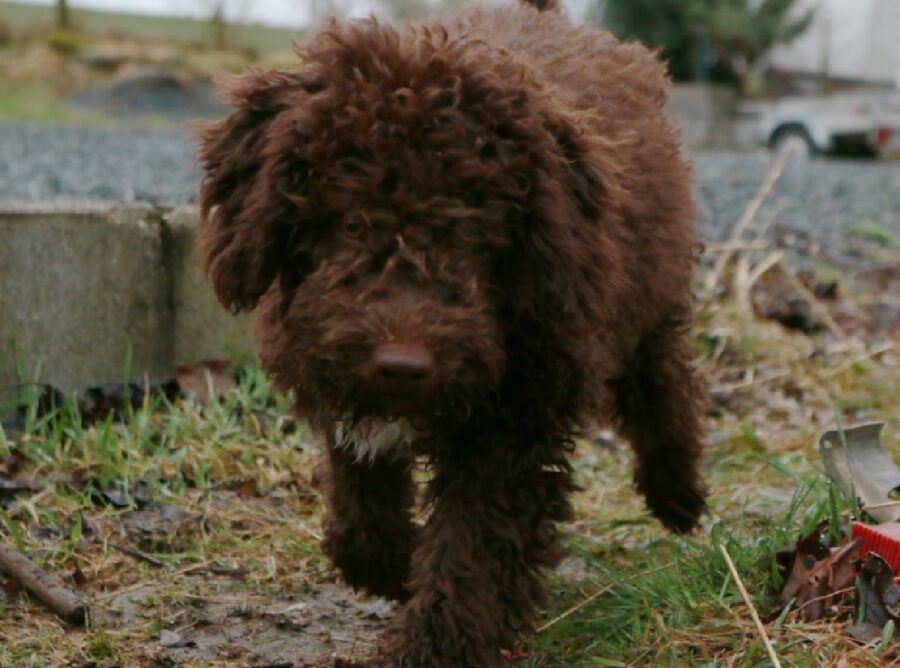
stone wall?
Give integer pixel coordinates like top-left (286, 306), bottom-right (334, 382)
top-left (0, 204), bottom-right (253, 393)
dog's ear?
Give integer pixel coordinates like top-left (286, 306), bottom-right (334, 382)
top-left (512, 114), bottom-right (617, 335)
top-left (543, 116), bottom-right (607, 225)
top-left (197, 70), bottom-right (316, 312)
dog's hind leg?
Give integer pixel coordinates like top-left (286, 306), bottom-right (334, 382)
top-left (611, 314), bottom-right (708, 533)
top-left (320, 440), bottom-right (415, 602)
top-left (380, 444), bottom-right (575, 667)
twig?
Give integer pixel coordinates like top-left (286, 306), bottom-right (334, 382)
top-left (536, 584), bottom-right (613, 632)
top-left (704, 144), bottom-right (795, 294)
top-left (92, 561), bottom-right (209, 602)
top-left (734, 250), bottom-right (784, 313)
top-left (859, 497), bottom-right (900, 512)
top-left (709, 335), bottom-right (729, 367)
top-left (706, 240), bottom-right (772, 253)
top-left (793, 586), bottom-right (857, 615)
top-left (820, 342), bottom-right (895, 379)
top-left (296, 521), bottom-right (323, 542)
top-left (711, 370), bottom-right (790, 395)
top-left (719, 544), bottom-right (781, 668)
top-left (535, 561), bottom-right (675, 634)
top-left (753, 197), bottom-right (789, 241)
top-left (712, 340), bottom-right (892, 395)
top-left (747, 250), bottom-right (785, 288)
top-left (0, 540), bottom-right (87, 625)
top-left (108, 542), bottom-right (167, 568)
top-left (733, 254), bottom-right (753, 313)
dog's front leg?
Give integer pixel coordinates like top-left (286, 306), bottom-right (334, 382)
top-left (320, 440), bottom-right (416, 602)
top-left (378, 448), bottom-right (574, 667)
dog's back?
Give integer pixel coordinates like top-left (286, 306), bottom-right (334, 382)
top-left (445, 2), bottom-right (674, 143)
top-left (434, 1), bottom-right (696, 365)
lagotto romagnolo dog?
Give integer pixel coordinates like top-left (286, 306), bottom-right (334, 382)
top-left (196, 0), bottom-right (707, 664)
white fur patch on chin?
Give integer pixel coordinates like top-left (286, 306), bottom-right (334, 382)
top-left (334, 418), bottom-right (420, 463)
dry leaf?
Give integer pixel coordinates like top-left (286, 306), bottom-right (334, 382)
top-left (849, 553), bottom-right (900, 643)
top-left (775, 520), bottom-right (861, 622)
top-left (175, 359), bottom-right (236, 406)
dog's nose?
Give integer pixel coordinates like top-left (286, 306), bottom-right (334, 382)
top-left (372, 343), bottom-right (435, 384)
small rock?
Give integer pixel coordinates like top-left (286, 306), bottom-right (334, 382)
top-left (159, 630), bottom-right (184, 647)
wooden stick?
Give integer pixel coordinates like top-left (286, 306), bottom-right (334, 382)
top-left (706, 240), bottom-right (773, 253)
top-left (733, 254), bottom-right (753, 313)
top-left (535, 562), bottom-right (673, 635)
top-left (820, 342), bottom-right (894, 379)
top-left (92, 561), bottom-right (210, 602)
top-left (536, 584), bottom-right (613, 632)
top-left (704, 144), bottom-right (795, 294)
top-left (0, 540), bottom-right (87, 625)
top-left (859, 497), bottom-right (900, 512)
top-left (108, 542), bottom-right (167, 568)
top-left (719, 544), bottom-right (782, 668)
top-left (793, 586), bottom-right (856, 614)
top-left (753, 197), bottom-right (789, 241)
top-left (733, 250), bottom-right (784, 314)
top-left (711, 370), bottom-right (789, 395)
top-left (747, 250), bottom-right (785, 288)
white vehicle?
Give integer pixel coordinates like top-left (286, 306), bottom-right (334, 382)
top-left (758, 92), bottom-right (900, 158)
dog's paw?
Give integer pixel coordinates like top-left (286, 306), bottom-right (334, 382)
top-left (648, 483), bottom-right (708, 534)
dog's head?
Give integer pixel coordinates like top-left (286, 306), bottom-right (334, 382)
top-left (197, 18), bottom-right (611, 432)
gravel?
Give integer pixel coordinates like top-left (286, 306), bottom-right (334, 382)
top-left (0, 122), bottom-right (201, 206)
top-left (693, 151), bottom-right (900, 267)
top-left (1, 121), bottom-right (898, 257)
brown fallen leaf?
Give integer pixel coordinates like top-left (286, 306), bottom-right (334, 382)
top-left (0, 448), bottom-right (27, 478)
top-left (753, 281), bottom-right (822, 333)
top-left (234, 478), bottom-right (259, 498)
top-left (774, 520), bottom-right (861, 622)
top-left (175, 359), bottom-right (236, 407)
top-left (2, 360), bottom-right (234, 432)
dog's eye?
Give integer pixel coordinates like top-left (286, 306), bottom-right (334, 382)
top-left (341, 214), bottom-right (366, 239)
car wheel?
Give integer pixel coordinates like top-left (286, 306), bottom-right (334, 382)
top-left (770, 126), bottom-right (816, 159)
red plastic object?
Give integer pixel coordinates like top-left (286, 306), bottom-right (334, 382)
top-left (852, 522), bottom-right (900, 574)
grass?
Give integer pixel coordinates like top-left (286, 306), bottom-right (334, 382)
top-left (0, 1), bottom-right (300, 55)
top-left (0, 79), bottom-right (188, 129)
top-left (0, 4), bottom-right (303, 127)
top-left (851, 220), bottom-right (896, 248)
top-left (0, 367), bottom-right (331, 665)
top-left (1, 323), bottom-right (898, 666)
top-left (1, 261), bottom-right (899, 664)
top-left (0, 80), bottom-right (108, 124)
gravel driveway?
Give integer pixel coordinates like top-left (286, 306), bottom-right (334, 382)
top-left (1, 121), bottom-right (898, 258)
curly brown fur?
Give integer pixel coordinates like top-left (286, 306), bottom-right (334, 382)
top-left (197, 0), bottom-right (707, 664)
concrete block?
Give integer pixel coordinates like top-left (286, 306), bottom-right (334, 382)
top-left (0, 205), bottom-right (173, 392)
top-left (0, 205), bottom-right (256, 394)
top-left (163, 206), bottom-right (255, 367)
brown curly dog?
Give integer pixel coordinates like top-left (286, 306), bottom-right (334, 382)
top-left (197, 0), bottom-right (707, 664)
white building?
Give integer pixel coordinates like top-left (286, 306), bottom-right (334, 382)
top-left (769, 0), bottom-right (900, 89)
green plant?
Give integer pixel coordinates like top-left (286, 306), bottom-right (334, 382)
top-left (596, 0), bottom-right (814, 85)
